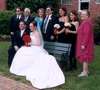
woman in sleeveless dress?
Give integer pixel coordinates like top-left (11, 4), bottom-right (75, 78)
top-left (10, 22), bottom-right (65, 89)
top-left (56, 6), bottom-right (69, 43)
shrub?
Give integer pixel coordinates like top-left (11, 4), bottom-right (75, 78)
top-left (0, 11), bottom-right (14, 35)
top-left (7, 0), bottom-right (59, 12)
top-left (94, 16), bottom-right (100, 45)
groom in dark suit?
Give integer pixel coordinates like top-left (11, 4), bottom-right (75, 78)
top-left (10, 7), bottom-right (24, 46)
top-left (42, 6), bottom-right (59, 41)
top-left (8, 21), bottom-right (30, 67)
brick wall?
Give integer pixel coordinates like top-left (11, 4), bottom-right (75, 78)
top-left (61, 0), bottom-right (100, 18)
top-left (0, 0), bottom-right (6, 10)
top-left (90, 0), bottom-right (100, 18)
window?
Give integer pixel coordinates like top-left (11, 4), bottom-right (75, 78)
top-left (96, 0), bottom-right (100, 4)
top-left (61, 0), bottom-right (72, 5)
top-left (80, 2), bottom-right (89, 10)
top-left (79, 0), bottom-right (90, 11)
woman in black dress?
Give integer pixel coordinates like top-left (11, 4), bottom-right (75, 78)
top-left (65, 10), bottom-right (79, 70)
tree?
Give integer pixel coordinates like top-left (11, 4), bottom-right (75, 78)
top-left (7, 0), bottom-right (59, 13)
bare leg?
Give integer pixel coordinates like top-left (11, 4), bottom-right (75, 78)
top-left (78, 61), bottom-right (89, 77)
top-left (83, 61), bottom-right (89, 74)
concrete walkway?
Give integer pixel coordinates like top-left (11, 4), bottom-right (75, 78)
top-left (0, 75), bottom-right (38, 90)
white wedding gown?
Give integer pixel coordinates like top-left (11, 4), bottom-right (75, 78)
top-left (10, 32), bottom-right (65, 89)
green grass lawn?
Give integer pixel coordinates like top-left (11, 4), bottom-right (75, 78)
top-left (0, 41), bottom-right (100, 90)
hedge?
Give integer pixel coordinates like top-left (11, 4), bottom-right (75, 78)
top-left (94, 16), bottom-right (100, 44)
top-left (0, 11), bottom-right (14, 35)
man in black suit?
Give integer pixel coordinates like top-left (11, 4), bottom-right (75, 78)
top-left (42, 6), bottom-right (59, 41)
top-left (8, 21), bottom-right (30, 67)
top-left (23, 8), bottom-right (34, 30)
top-left (10, 7), bottom-right (24, 46)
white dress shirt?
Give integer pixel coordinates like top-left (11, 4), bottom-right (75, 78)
top-left (20, 29), bottom-right (25, 37)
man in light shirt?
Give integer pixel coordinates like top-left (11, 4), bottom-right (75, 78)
top-left (42, 6), bottom-right (59, 41)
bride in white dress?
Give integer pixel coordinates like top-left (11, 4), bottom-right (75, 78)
top-left (10, 22), bottom-right (65, 89)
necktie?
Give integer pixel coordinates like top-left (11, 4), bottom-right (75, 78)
top-left (43, 16), bottom-right (49, 33)
top-left (17, 15), bottom-right (20, 19)
top-left (25, 16), bottom-right (28, 22)
top-left (17, 15), bottom-right (19, 19)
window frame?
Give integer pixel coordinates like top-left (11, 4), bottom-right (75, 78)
top-left (95, 0), bottom-right (100, 4)
top-left (61, 0), bottom-right (72, 5)
top-left (78, 0), bottom-right (90, 11)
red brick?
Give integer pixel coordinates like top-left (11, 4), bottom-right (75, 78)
top-left (61, 0), bottom-right (100, 18)
top-left (0, 0), bottom-right (6, 10)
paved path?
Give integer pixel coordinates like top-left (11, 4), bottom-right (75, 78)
top-left (0, 75), bottom-right (38, 90)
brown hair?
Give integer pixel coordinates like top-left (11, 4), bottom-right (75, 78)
top-left (70, 10), bottom-right (79, 21)
top-left (59, 6), bottom-right (67, 16)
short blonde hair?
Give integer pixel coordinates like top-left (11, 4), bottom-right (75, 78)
top-left (24, 8), bottom-right (31, 13)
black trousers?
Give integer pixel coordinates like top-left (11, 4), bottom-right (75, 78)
top-left (68, 42), bottom-right (77, 70)
top-left (8, 46), bottom-right (16, 67)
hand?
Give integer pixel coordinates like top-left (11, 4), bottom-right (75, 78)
top-left (81, 45), bottom-right (85, 50)
top-left (65, 29), bottom-right (69, 34)
top-left (50, 35), bottom-right (54, 40)
top-left (11, 32), bottom-right (14, 35)
top-left (14, 46), bottom-right (19, 51)
top-left (54, 29), bottom-right (59, 35)
top-left (54, 29), bottom-right (57, 34)
top-left (65, 29), bottom-right (70, 34)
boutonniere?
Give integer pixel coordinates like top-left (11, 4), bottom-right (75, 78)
top-left (49, 16), bottom-right (52, 20)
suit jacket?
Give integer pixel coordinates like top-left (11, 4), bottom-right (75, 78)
top-left (24, 15), bottom-right (34, 29)
top-left (42, 15), bottom-right (59, 41)
top-left (13, 29), bottom-right (30, 48)
top-left (10, 15), bottom-right (24, 34)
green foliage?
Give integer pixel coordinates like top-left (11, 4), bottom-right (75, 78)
top-left (0, 11), bottom-right (14, 35)
top-left (94, 16), bottom-right (100, 44)
top-left (7, 0), bottom-right (59, 12)
top-left (0, 0), bottom-right (60, 35)
top-left (0, 41), bottom-right (100, 90)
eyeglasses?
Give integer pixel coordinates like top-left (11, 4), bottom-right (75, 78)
top-left (16, 9), bottom-right (20, 12)
top-left (46, 8), bottom-right (51, 11)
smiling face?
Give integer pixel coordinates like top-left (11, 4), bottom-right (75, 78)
top-left (70, 12), bottom-right (76, 21)
top-left (29, 23), bottom-right (36, 32)
top-left (19, 21), bottom-right (26, 30)
top-left (80, 10), bottom-right (89, 21)
top-left (16, 8), bottom-right (21, 15)
top-left (38, 8), bottom-right (44, 17)
top-left (45, 7), bottom-right (53, 16)
top-left (24, 8), bottom-right (31, 17)
top-left (59, 8), bottom-right (65, 17)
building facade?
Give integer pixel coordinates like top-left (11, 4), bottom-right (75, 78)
top-left (0, 0), bottom-right (6, 10)
top-left (0, 0), bottom-right (100, 18)
top-left (60, 0), bottom-right (100, 18)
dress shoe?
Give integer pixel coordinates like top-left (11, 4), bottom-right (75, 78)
top-left (78, 72), bottom-right (88, 77)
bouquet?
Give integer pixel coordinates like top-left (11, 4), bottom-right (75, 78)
top-left (53, 24), bottom-right (61, 40)
top-left (23, 34), bottom-right (31, 47)
top-left (54, 24), bottom-right (61, 29)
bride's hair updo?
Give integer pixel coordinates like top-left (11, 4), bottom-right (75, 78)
top-left (29, 21), bottom-right (37, 32)
top-left (30, 21), bottom-right (37, 27)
